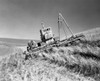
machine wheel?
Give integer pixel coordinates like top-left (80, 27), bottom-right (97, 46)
top-left (27, 46), bottom-right (31, 52)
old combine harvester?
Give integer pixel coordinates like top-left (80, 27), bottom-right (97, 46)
top-left (27, 13), bottom-right (85, 53)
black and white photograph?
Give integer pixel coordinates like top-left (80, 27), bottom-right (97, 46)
top-left (0, 0), bottom-right (100, 81)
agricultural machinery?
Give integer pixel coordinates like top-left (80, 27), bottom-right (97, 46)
top-left (27, 13), bottom-right (85, 53)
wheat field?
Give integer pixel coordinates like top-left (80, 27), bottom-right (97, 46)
top-left (0, 28), bottom-right (100, 81)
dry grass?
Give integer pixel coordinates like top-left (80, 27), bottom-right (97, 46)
top-left (34, 41), bottom-right (100, 81)
top-left (0, 52), bottom-right (95, 81)
top-left (0, 28), bottom-right (100, 81)
top-left (0, 44), bottom-right (97, 81)
top-left (77, 27), bottom-right (100, 41)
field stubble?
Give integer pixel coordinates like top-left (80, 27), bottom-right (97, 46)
top-left (0, 28), bottom-right (100, 81)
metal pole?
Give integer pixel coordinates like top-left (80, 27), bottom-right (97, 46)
top-left (59, 13), bottom-right (74, 37)
top-left (58, 14), bottom-right (60, 41)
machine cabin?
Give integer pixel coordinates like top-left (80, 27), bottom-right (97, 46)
top-left (40, 27), bottom-right (54, 44)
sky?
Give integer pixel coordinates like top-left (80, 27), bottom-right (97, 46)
top-left (0, 0), bottom-right (100, 40)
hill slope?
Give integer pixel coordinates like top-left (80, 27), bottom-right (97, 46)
top-left (0, 38), bottom-right (39, 46)
top-left (77, 27), bottom-right (100, 41)
top-left (0, 27), bottom-right (100, 81)
top-left (0, 38), bottom-right (39, 56)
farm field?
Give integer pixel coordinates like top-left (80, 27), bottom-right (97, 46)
top-left (0, 27), bottom-right (100, 81)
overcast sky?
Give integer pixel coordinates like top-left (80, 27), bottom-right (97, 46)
top-left (0, 0), bottom-right (100, 40)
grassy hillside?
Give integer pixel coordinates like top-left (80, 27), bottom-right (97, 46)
top-left (0, 27), bottom-right (100, 81)
top-left (0, 38), bottom-right (39, 56)
top-left (0, 47), bottom-right (95, 81)
top-left (0, 38), bottom-right (39, 46)
top-left (77, 27), bottom-right (100, 41)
